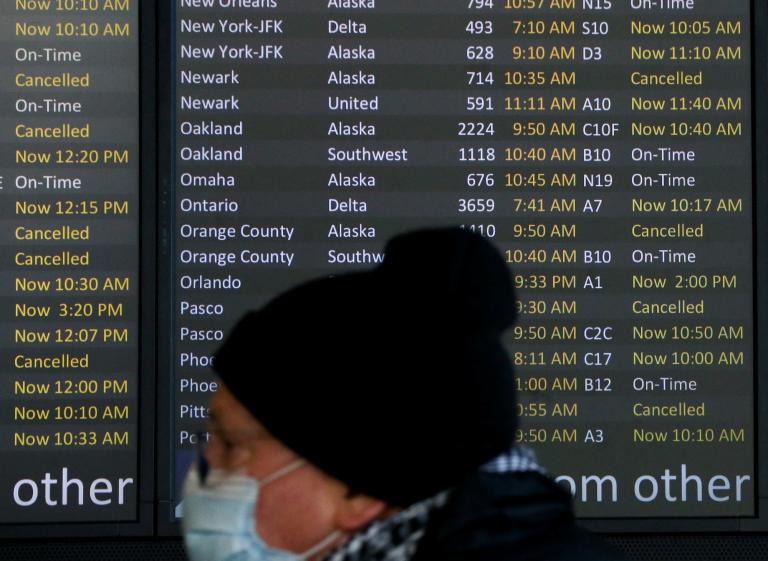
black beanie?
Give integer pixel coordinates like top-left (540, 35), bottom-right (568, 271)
top-left (212, 228), bottom-right (517, 506)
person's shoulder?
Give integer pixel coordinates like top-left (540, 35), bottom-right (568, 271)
top-left (414, 471), bottom-right (626, 561)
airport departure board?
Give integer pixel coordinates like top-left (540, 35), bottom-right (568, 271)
top-left (1, 0), bottom-right (139, 523)
top-left (0, 0), bottom-right (763, 531)
top-left (171, 0), bottom-right (754, 519)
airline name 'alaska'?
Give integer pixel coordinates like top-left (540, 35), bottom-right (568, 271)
top-left (328, 70), bottom-right (375, 86)
top-left (328, 223), bottom-right (376, 239)
top-left (328, 173), bottom-right (376, 188)
top-left (328, 45), bottom-right (375, 60)
top-left (328, 121), bottom-right (376, 136)
top-left (328, 0), bottom-right (375, 8)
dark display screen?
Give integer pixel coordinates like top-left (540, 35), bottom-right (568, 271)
top-left (0, 0), bottom-right (140, 523)
top-left (0, 0), bottom-right (763, 532)
top-left (170, 0), bottom-right (755, 519)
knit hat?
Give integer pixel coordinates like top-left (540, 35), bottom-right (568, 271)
top-left (213, 228), bottom-right (517, 506)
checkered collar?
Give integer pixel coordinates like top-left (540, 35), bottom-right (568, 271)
top-left (322, 446), bottom-right (542, 561)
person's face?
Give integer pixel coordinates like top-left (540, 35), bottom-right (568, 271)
top-left (205, 383), bottom-right (386, 559)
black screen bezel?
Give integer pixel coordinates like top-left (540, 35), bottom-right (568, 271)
top-left (3, 0), bottom-right (763, 539)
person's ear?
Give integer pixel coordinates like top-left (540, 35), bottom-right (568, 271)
top-left (334, 492), bottom-right (387, 531)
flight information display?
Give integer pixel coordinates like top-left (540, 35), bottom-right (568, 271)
top-left (171, 0), bottom-right (754, 519)
top-left (0, 0), bottom-right (139, 523)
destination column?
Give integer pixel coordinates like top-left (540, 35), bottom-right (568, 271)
top-left (173, 0), bottom-right (292, 513)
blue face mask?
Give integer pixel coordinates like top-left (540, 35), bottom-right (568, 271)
top-left (182, 461), bottom-right (342, 561)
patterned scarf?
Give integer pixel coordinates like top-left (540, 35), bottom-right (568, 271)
top-left (322, 446), bottom-right (544, 561)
